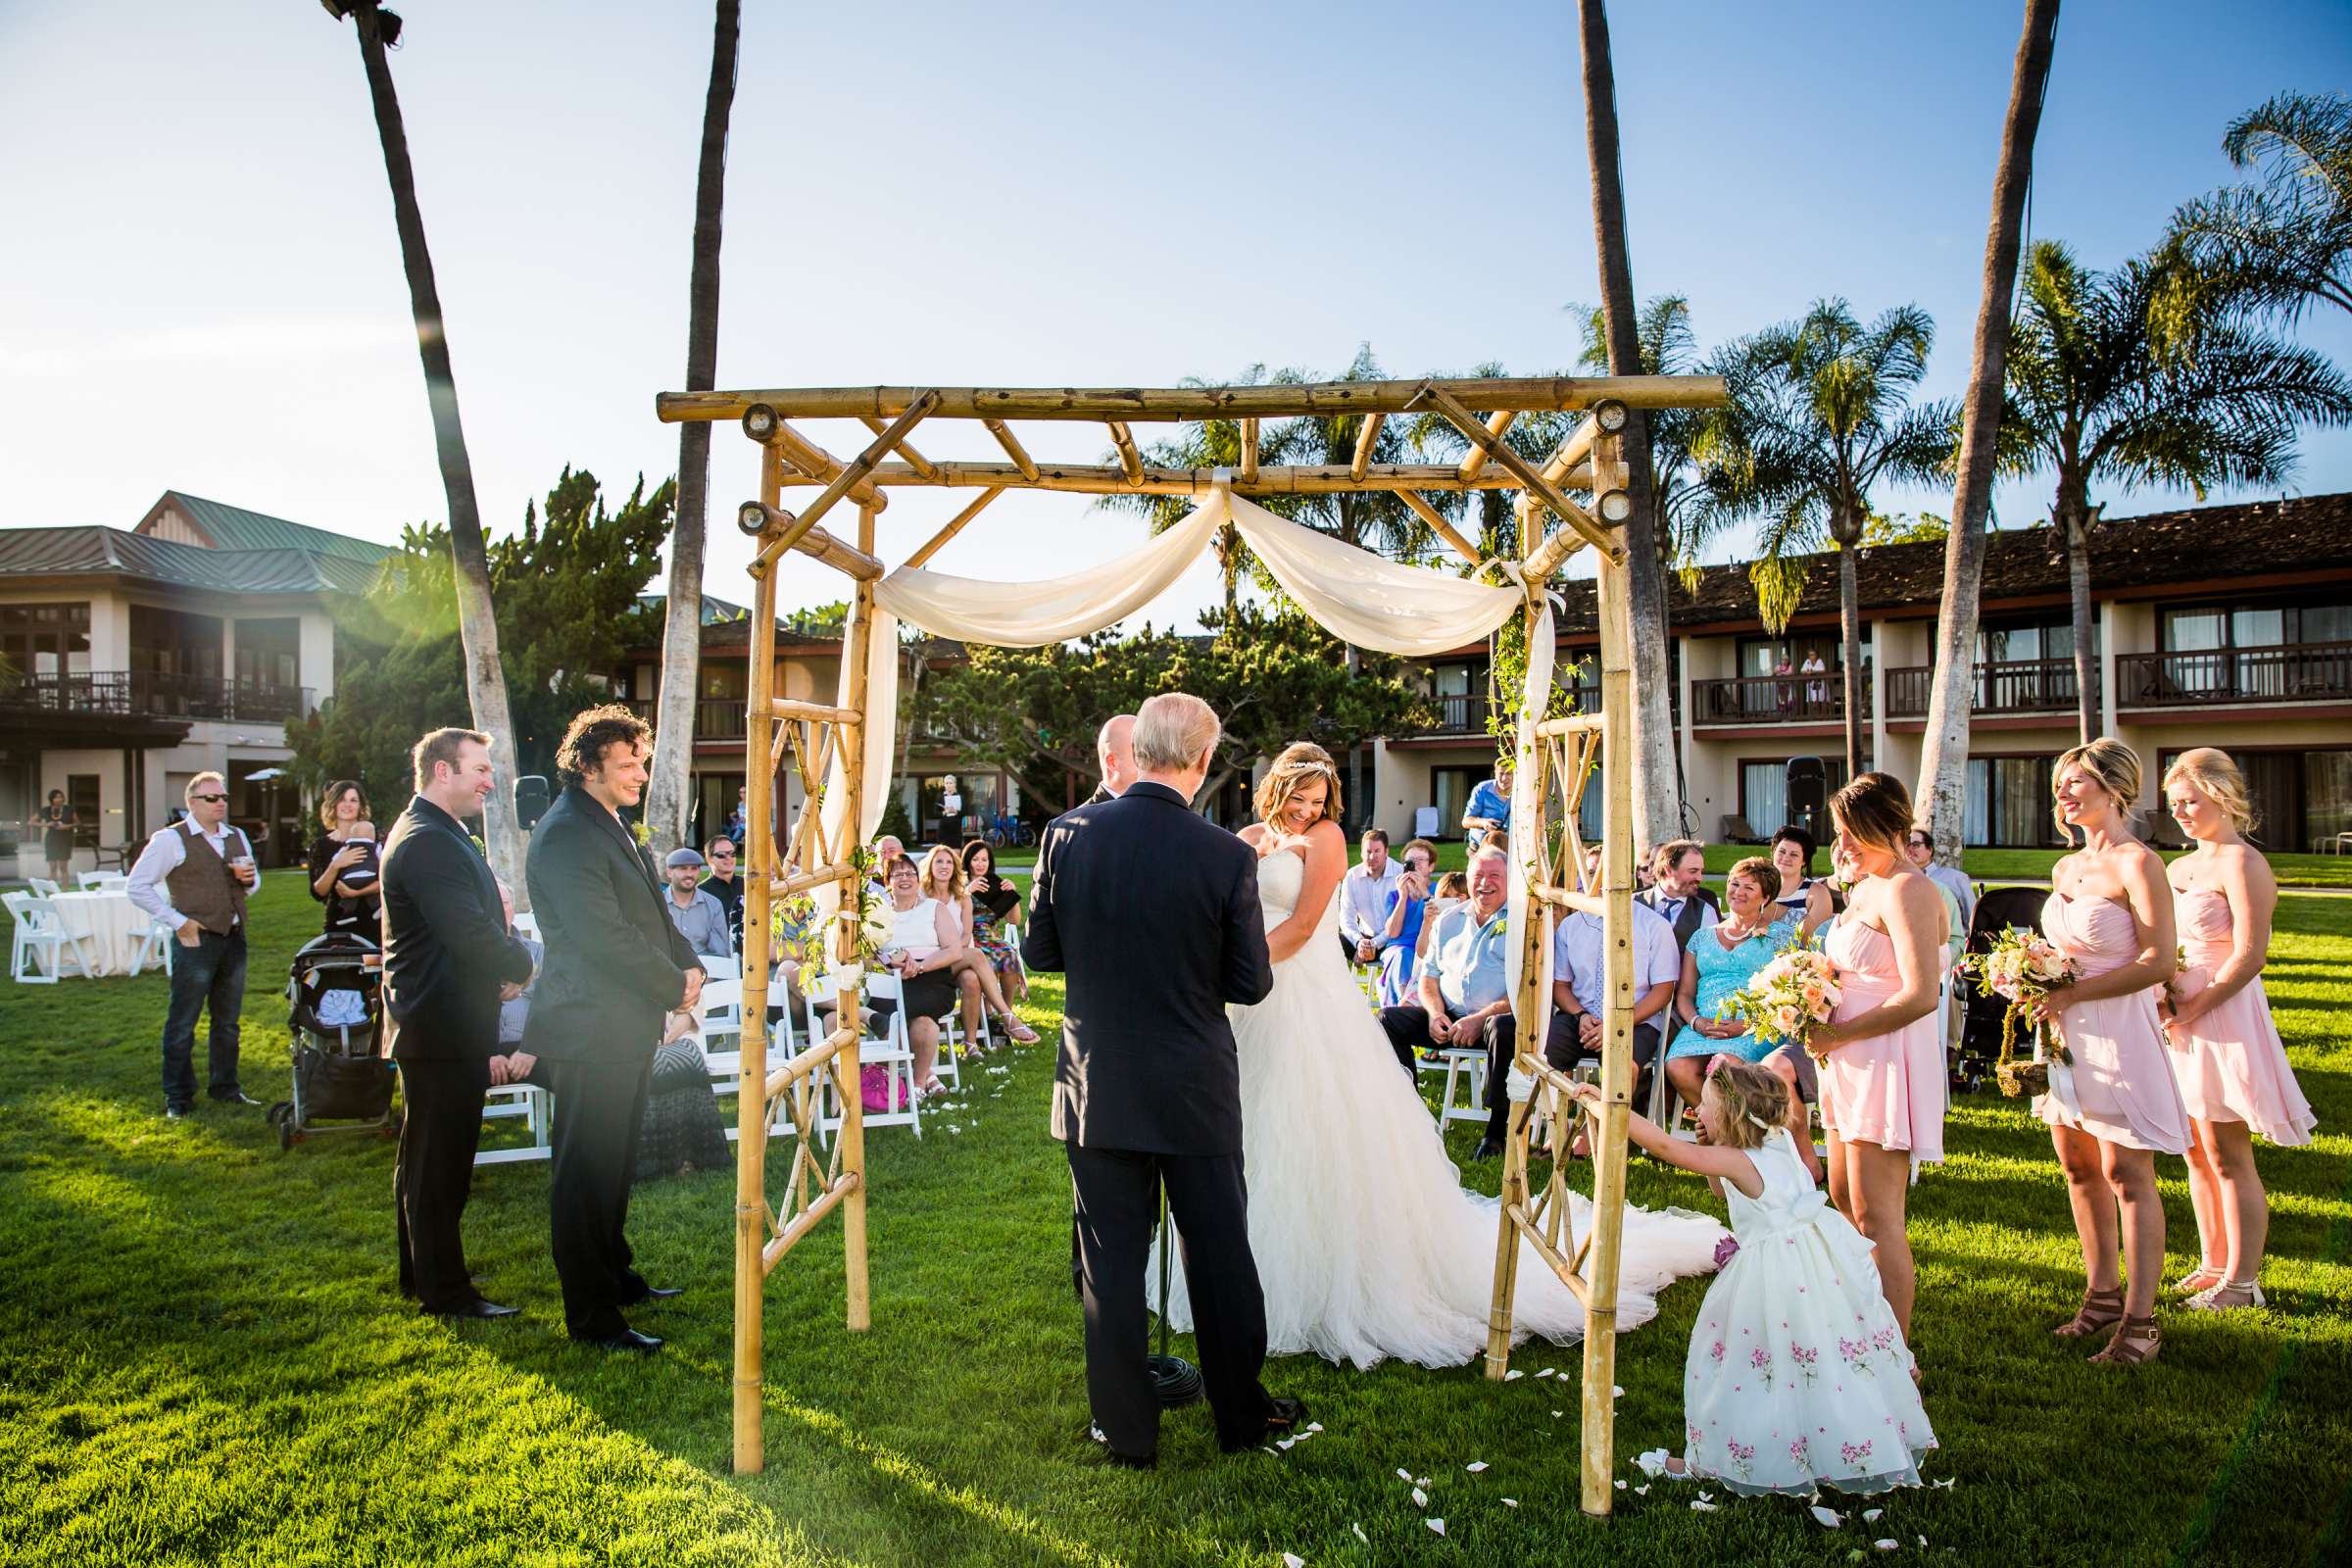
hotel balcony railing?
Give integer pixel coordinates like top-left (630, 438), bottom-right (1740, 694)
top-left (1409, 685), bottom-right (1626, 738)
top-left (1690, 672), bottom-right (1866, 724)
top-left (619, 695), bottom-right (752, 739)
top-left (0, 670), bottom-right (314, 724)
top-left (1886, 658), bottom-right (2078, 718)
top-left (2116, 641), bottom-right (2352, 709)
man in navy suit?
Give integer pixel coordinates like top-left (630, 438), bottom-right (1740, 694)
top-left (1024, 692), bottom-right (1303, 1467)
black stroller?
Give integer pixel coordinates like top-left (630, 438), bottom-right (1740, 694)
top-left (1954, 885), bottom-right (2051, 1092)
top-left (267, 932), bottom-right (399, 1152)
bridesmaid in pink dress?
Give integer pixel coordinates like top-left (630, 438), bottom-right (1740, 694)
top-left (2160, 748), bottom-right (2317, 1313)
top-left (2027, 739), bottom-right (2183, 1368)
top-left (1806, 772), bottom-right (1949, 1346)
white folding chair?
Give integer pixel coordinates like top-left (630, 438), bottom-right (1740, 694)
top-left (701, 978), bottom-right (743, 1052)
top-left (126, 915), bottom-right (174, 978)
top-left (75, 870), bottom-right (127, 892)
top-left (848, 971), bottom-right (923, 1136)
top-left (476, 1080), bottom-right (554, 1165)
top-left (1413, 1044), bottom-right (1489, 1128)
top-left (698, 953), bottom-right (741, 981)
top-left (28, 877), bottom-right (63, 900)
top-left (511, 909), bottom-right (540, 940)
top-left (7, 891), bottom-right (74, 983)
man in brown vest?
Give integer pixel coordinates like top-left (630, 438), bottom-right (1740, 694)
top-left (126, 770), bottom-right (262, 1120)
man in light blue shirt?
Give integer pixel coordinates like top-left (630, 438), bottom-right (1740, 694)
top-left (1460, 754), bottom-right (1514, 850)
top-left (1375, 847), bottom-right (1524, 1160)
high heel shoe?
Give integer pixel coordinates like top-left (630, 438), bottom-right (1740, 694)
top-left (2187, 1279), bottom-right (2266, 1311)
top-left (2088, 1313), bottom-right (2162, 1367)
top-left (2054, 1285), bottom-right (2126, 1340)
top-left (2172, 1264), bottom-right (2225, 1296)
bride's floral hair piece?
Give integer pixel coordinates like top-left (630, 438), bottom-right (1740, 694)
top-left (1699, 1057), bottom-right (1792, 1151)
top-left (1254, 742), bottom-right (1344, 831)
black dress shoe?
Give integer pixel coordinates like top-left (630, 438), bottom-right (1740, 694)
top-left (1470, 1136), bottom-right (1506, 1162)
top-left (164, 1104), bottom-right (192, 1121)
top-left (622, 1284), bottom-right (684, 1303)
top-left (1083, 1423), bottom-right (1155, 1469)
top-left (583, 1327), bottom-right (663, 1352)
top-left (209, 1090), bottom-right (262, 1106)
top-left (432, 1298), bottom-right (520, 1320)
top-left (1220, 1396), bottom-right (1309, 1454)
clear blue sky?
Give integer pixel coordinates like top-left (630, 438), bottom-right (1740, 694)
top-left (3, 0), bottom-right (2347, 623)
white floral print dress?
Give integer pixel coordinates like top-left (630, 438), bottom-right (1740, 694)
top-left (1680, 1129), bottom-right (1936, 1495)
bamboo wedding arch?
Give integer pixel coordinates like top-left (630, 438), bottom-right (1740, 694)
top-left (653, 370), bottom-right (1727, 1514)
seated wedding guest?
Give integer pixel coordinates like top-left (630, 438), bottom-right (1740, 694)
top-left (1577, 1058), bottom-right (1934, 1495)
top-left (876, 852), bottom-right (967, 1098)
top-left (2162, 748), bottom-right (2315, 1314)
top-left (701, 835), bottom-right (745, 953)
top-left (1376, 848), bottom-right (1517, 1156)
top-left (1769, 824), bottom-right (1835, 939)
top-left (1550, 844), bottom-right (1682, 1128)
top-left (1460, 754), bottom-right (1513, 850)
top-left (636, 992), bottom-right (729, 1182)
top-left (1812, 770), bottom-right (1951, 1351)
top-left (1662, 856), bottom-right (1814, 1173)
top-left (1639, 838), bottom-right (1721, 954)
top-left (1904, 823), bottom-right (1977, 933)
top-left (959, 839), bottom-right (1027, 1003)
top-left (1904, 829), bottom-right (1968, 972)
top-left (920, 842), bottom-right (1039, 1046)
top-left (1376, 838), bottom-right (1438, 1007)
top-left (1339, 828), bottom-right (1406, 967)
top-left (493, 881), bottom-right (545, 1082)
top-left (309, 780), bottom-right (384, 937)
top-left (866, 833), bottom-right (906, 900)
top-left (661, 847), bottom-right (733, 960)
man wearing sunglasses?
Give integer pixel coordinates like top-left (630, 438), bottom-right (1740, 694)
top-left (127, 771), bottom-right (262, 1120)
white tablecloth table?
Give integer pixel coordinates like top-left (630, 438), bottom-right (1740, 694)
top-left (47, 891), bottom-right (148, 978)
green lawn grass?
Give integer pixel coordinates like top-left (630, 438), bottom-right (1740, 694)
top-left (2, 874), bottom-right (2346, 1565)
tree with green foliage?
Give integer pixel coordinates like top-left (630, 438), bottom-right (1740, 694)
top-left (288, 467), bottom-right (675, 817)
top-left (1703, 300), bottom-right (1958, 775)
top-left (2161, 91), bottom-right (2352, 340)
top-left (2002, 238), bottom-right (2352, 739)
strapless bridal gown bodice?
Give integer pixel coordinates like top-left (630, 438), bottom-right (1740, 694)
top-left (1151, 850), bottom-right (1724, 1369)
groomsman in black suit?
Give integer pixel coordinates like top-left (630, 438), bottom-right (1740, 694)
top-left (380, 727), bottom-right (539, 1318)
top-left (1024, 692), bottom-right (1302, 1467)
top-left (1079, 712), bottom-right (1137, 808)
top-left (523, 705), bottom-right (704, 1351)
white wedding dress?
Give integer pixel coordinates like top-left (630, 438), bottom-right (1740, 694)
top-left (1152, 849), bottom-right (1726, 1370)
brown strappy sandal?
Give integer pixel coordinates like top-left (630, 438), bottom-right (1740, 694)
top-left (2088, 1313), bottom-right (2161, 1367)
top-left (2054, 1285), bottom-right (2125, 1340)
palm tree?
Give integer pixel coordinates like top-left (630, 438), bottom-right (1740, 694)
top-left (326, 1), bottom-right (525, 890)
top-left (1707, 301), bottom-right (1958, 776)
top-left (2161, 91), bottom-right (2352, 338)
top-left (2004, 238), bottom-right (2352, 739)
top-left (1917, 0), bottom-right (2062, 868)
top-left (1567, 297), bottom-right (1739, 587)
top-left (1095, 367), bottom-right (1280, 619)
top-left (646, 0), bottom-right (743, 856)
top-left (1263, 346), bottom-right (1431, 562)
top-left (1577, 0), bottom-right (1682, 847)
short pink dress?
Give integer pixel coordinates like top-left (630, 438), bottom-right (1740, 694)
top-left (2035, 894), bottom-right (2188, 1154)
top-left (1819, 919), bottom-right (1945, 1165)
top-left (2167, 886), bottom-right (2317, 1146)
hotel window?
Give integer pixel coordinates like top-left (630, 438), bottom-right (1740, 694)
top-left (0, 602), bottom-right (92, 682)
top-left (1964, 756), bottom-right (2060, 849)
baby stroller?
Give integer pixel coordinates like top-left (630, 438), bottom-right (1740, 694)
top-left (1954, 885), bottom-right (2051, 1092)
top-left (267, 932), bottom-right (399, 1152)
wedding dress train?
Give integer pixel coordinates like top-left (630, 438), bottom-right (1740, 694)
top-left (1152, 849), bottom-right (1724, 1370)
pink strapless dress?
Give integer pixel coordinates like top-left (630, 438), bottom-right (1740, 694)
top-left (2035, 894), bottom-right (2188, 1154)
top-left (2167, 886), bottom-right (2317, 1146)
top-left (1819, 920), bottom-right (1944, 1164)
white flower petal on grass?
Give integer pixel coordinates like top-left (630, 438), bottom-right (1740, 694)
top-left (1811, 1505), bottom-right (1843, 1529)
top-left (1283, 1555), bottom-right (1303, 1568)
top-left (1275, 1438), bottom-right (1295, 1451)
top-left (1612, 1386), bottom-right (1625, 1398)
top-left (1415, 1477), bottom-right (1430, 1489)
top-left (1396, 1468), bottom-right (1413, 1483)
top-left (1536, 1367), bottom-right (1555, 1379)
top-left (1466, 1461), bottom-right (1489, 1473)
top-left (1614, 1480), bottom-right (1626, 1490)
top-left (1352, 1524), bottom-right (1369, 1545)
top-left (1426, 1519), bottom-right (1446, 1537)
top-left (1864, 1509), bottom-right (1884, 1522)
top-left (1501, 1498), bottom-right (1518, 1508)
top-left (1634, 1485), bottom-right (1649, 1496)
top-left (1932, 1478), bottom-right (1956, 1490)
top-left (1411, 1488), bottom-right (1427, 1508)
top-left (1690, 1498), bottom-right (1719, 1513)
top-left (1918, 1538), bottom-right (1928, 1549)
top-left (1306, 1423), bottom-right (1323, 1433)
top-left (1874, 1541), bottom-right (1898, 1551)
top-left (1504, 1369), bottom-right (1525, 1381)
top-left (1552, 1410), bottom-right (1564, 1419)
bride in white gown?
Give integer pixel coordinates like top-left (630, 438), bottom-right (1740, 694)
top-left (1152, 743), bottom-right (1725, 1371)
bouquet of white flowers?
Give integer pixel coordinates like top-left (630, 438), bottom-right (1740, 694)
top-left (1723, 943), bottom-right (1842, 1053)
top-left (1958, 927), bottom-right (2079, 1097)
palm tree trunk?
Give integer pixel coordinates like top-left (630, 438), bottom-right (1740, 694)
top-left (1577, 0), bottom-right (1682, 846)
top-left (2067, 508), bottom-right (2097, 741)
top-left (646, 0), bottom-right (742, 857)
top-left (345, 1), bottom-right (524, 893)
top-left (1916, 0), bottom-right (2063, 865)
top-left (1838, 539), bottom-right (1865, 780)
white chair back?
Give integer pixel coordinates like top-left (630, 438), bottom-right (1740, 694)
top-left (28, 877), bottom-right (63, 900)
top-left (698, 953), bottom-right (741, 981)
top-left (511, 909), bottom-right (540, 940)
top-left (76, 870), bottom-right (128, 892)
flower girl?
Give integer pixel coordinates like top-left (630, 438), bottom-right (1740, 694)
top-left (1571, 1060), bottom-right (1936, 1496)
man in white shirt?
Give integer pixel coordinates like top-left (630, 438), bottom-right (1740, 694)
top-left (662, 847), bottom-right (733, 959)
top-left (1548, 847), bottom-right (1681, 1100)
top-left (127, 771), bottom-right (262, 1119)
top-left (1906, 827), bottom-right (1977, 935)
top-left (1337, 828), bottom-right (1405, 966)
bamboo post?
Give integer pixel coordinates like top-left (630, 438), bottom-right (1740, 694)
top-left (1414, 384), bottom-right (1619, 563)
top-left (1458, 410), bottom-right (1519, 480)
top-left (835, 500), bottom-right (879, 1335)
top-left (903, 486), bottom-right (1005, 568)
top-left (1349, 412), bottom-right (1387, 482)
top-left (859, 415), bottom-right (941, 481)
top-left (732, 438), bottom-right (785, 1476)
top-left (1240, 417), bottom-right (1259, 483)
top-left (1396, 489), bottom-right (1489, 571)
top-left (981, 417), bottom-right (1041, 482)
top-left (1106, 420), bottom-right (1145, 485)
top-left (1578, 420), bottom-right (1639, 1519)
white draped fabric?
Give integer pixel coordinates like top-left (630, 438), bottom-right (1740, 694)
top-left (814, 485), bottom-right (1557, 975)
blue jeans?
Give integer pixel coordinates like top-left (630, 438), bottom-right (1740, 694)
top-left (161, 925), bottom-right (246, 1108)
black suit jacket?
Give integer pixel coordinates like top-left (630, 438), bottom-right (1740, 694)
top-left (1639, 884), bottom-right (1723, 952)
top-left (379, 797), bottom-right (536, 1062)
top-left (520, 785), bottom-right (702, 1065)
top-left (1023, 780), bottom-right (1273, 1155)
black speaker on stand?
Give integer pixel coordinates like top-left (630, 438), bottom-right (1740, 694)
top-left (1786, 756), bottom-right (1828, 840)
top-left (1149, 1183), bottom-right (1204, 1406)
top-left (514, 775), bottom-right (552, 830)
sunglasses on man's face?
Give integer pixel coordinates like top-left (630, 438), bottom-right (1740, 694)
top-left (190, 794), bottom-right (228, 804)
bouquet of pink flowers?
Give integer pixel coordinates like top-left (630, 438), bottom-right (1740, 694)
top-left (1957, 927), bottom-right (2079, 1097)
top-left (1722, 944), bottom-right (1842, 1052)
